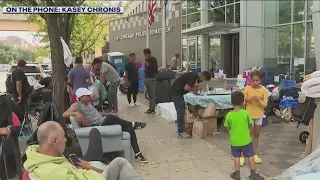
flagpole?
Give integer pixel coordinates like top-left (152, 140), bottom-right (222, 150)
top-left (161, 0), bottom-right (166, 68)
top-left (146, 2), bottom-right (150, 48)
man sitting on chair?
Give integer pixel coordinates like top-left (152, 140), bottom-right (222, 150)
top-left (24, 121), bottom-right (142, 180)
top-left (62, 88), bottom-right (148, 162)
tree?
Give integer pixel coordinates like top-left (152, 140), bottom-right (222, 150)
top-left (29, 1), bottom-right (114, 56)
top-left (0, 43), bottom-right (36, 64)
top-left (1, 0), bottom-right (85, 130)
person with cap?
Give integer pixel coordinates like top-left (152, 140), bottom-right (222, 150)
top-left (62, 88), bottom-right (148, 162)
top-left (28, 83), bottom-right (45, 108)
top-left (11, 59), bottom-right (32, 114)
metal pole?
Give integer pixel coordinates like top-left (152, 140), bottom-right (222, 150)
top-left (161, 1), bottom-right (166, 68)
top-left (146, 2), bottom-right (150, 48)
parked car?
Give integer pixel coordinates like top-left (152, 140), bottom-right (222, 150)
top-left (6, 63), bottom-right (47, 87)
top-left (41, 64), bottom-right (52, 76)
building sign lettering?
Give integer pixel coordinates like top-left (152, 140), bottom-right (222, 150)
top-left (190, 21), bottom-right (201, 28)
top-left (120, 26), bottom-right (173, 40)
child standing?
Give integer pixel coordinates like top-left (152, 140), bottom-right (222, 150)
top-left (243, 70), bottom-right (268, 165)
top-left (224, 91), bottom-right (264, 180)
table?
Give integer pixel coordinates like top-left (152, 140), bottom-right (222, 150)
top-left (184, 93), bottom-right (232, 109)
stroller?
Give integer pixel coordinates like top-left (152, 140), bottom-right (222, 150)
top-left (292, 96), bottom-right (317, 143)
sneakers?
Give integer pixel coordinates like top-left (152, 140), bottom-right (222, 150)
top-left (147, 110), bottom-right (155, 114)
top-left (144, 109), bottom-right (151, 113)
top-left (135, 153), bottom-right (147, 163)
top-left (249, 173), bottom-right (265, 180)
top-left (230, 172), bottom-right (241, 180)
top-left (129, 103), bottom-right (135, 107)
top-left (134, 102), bottom-right (141, 106)
top-left (177, 132), bottom-right (191, 138)
top-left (134, 122), bottom-right (147, 130)
top-left (129, 102), bottom-right (140, 107)
top-left (254, 155), bottom-right (262, 164)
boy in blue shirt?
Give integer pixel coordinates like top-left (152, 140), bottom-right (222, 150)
top-left (224, 91), bottom-right (264, 180)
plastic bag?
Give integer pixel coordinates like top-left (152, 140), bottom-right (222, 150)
top-left (275, 148), bottom-right (320, 180)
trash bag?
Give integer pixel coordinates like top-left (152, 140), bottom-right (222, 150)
top-left (275, 147), bottom-right (320, 180)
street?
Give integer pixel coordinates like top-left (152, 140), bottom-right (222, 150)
top-left (0, 71), bottom-right (306, 179)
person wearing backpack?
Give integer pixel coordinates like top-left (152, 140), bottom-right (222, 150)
top-left (11, 60), bottom-right (32, 115)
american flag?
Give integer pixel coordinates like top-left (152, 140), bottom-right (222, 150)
top-left (148, 0), bottom-right (157, 27)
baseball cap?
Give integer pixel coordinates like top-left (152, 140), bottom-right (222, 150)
top-left (17, 59), bottom-right (27, 67)
top-left (75, 88), bottom-right (93, 99)
top-left (33, 83), bottom-right (45, 90)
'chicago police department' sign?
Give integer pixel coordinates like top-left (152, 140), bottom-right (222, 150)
top-left (120, 26), bottom-right (173, 40)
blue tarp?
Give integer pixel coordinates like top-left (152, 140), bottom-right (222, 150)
top-left (139, 68), bottom-right (145, 92)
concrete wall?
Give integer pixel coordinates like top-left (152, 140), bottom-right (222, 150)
top-left (109, 2), bottom-right (181, 67)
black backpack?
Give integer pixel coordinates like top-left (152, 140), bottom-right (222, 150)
top-left (5, 74), bottom-right (14, 93)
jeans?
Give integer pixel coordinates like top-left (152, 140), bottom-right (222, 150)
top-left (102, 157), bottom-right (142, 180)
top-left (145, 78), bottom-right (156, 110)
top-left (101, 115), bottom-right (140, 154)
top-left (108, 80), bottom-right (120, 111)
top-left (127, 81), bottom-right (139, 104)
top-left (171, 95), bottom-right (186, 133)
top-left (80, 128), bottom-right (142, 180)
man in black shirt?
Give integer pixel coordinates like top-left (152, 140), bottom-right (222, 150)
top-left (143, 48), bottom-right (158, 114)
top-left (11, 59), bottom-right (32, 114)
top-left (170, 71), bottom-right (212, 138)
top-left (125, 53), bottom-right (141, 106)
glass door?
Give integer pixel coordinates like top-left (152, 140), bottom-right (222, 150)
top-left (187, 38), bottom-right (197, 71)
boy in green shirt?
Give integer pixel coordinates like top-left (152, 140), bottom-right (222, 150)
top-left (224, 91), bottom-right (264, 180)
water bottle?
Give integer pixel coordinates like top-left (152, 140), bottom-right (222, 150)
top-left (206, 84), bottom-right (210, 93)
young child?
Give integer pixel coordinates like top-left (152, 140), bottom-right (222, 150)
top-left (224, 91), bottom-right (264, 180)
top-left (243, 70), bottom-right (268, 165)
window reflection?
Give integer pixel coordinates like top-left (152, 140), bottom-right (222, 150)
top-left (186, 0), bottom-right (200, 14)
top-left (235, 3), bottom-right (240, 23)
top-left (209, 36), bottom-right (221, 73)
top-left (279, 0), bottom-right (292, 24)
top-left (293, 0), bottom-right (306, 22)
top-left (307, 0), bottom-right (313, 20)
top-left (292, 23), bottom-right (305, 76)
top-left (182, 0), bottom-right (187, 15)
top-left (208, 7), bottom-right (225, 23)
top-left (182, 38), bottom-right (188, 70)
top-left (306, 22), bottom-right (316, 73)
top-left (209, 0), bottom-right (225, 8)
top-left (226, 5), bottom-right (234, 23)
top-left (182, 16), bottom-right (187, 30)
top-left (197, 36), bottom-right (201, 68)
top-left (186, 12), bottom-right (201, 28)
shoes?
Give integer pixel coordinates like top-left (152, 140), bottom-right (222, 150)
top-left (249, 173), bottom-right (264, 180)
top-left (144, 109), bottom-right (151, 113)
top-left (254, 155), bottom-right (262, 164)
top-left (135, 153), bottom-right (148, 163)
top-left (129, 103), bottom-right (135, 107)
top-left (134, 102), bottom-right (141, 106)
top-left (134, 122), bottom-right (147, 130)
top-left (147, 110), bottom-right (155, 114)
top-left (177, 132), bottom-right (191, 138)
top-left (230, 172), bottom-right (241, 180)
top-left (240, 157), bottom-right (246, 166)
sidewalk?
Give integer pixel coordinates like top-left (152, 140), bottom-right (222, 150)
top-left (117, 94), bottom-right (266, 180)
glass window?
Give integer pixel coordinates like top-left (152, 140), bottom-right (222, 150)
top-left (277, 25), bottom-right (292, 74)
top-left (187, 0), bottom-right (200, 14)
top-left (235, 3), bottom-right (240, 23)
top-left (226, 0), bottom-right (234, 5)
top-left (208, 7), bottom-right (225, 23)
top-left (292, 23), bottom-right (305, 76)
top-left (307, 0), bottom-right (312, 20)
top-left (182, 38), bottom-right (188, 70)
top-left (279, 0), bottom-right (292, 24)
top-left (226, 5), bottom-right (234, 23)
top-left (187, 12), bottom-right (201, 28)
top-left (293, 0), bottom-right (306, 22)
top-left (182, 0), bottom-right (187, 15)
top-left (306, 22), bottom-right (316, 73)
top-left (209, 36), bottom-right (221, 72)
top-left (182, 16), bottom-right (187, 30)
top-left (197, 36), bottom-right (201, 68)
top-left (209, 0), bottom-right (225, 8)
top-left (188, 39), bottom-right (197, 70)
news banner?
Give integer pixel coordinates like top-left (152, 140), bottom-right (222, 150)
top-left (2, 6), bottom-right (124, 14)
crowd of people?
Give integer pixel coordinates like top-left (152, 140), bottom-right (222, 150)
top-left (0, 48), bottom-right (265, 180)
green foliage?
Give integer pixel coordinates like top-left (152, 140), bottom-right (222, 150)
top-left (0, 43), bottom-right (36, 64)
top-left (28, 1), bottom-right (117, 56)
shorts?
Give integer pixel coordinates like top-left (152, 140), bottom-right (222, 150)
top-left (253, 118), bottom-right (263, 125)
top-left (231, 142), bottom-right (254, 158)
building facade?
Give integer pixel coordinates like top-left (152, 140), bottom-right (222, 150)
top-left (109, 1), bottom-right (181, 67)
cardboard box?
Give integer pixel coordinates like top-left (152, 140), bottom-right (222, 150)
top-left (184, 109), bottom-right (194, 123)
top-left (185, 122), bottom-right (193, 136)
top-left (202, 103), bottom-right (217, 118)
top-left (205, 117), bottom-right (218, 135)
top-left (197, 108), bottom-right (205, 117)
top-left (305, 120), bottom-right (313, 155)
